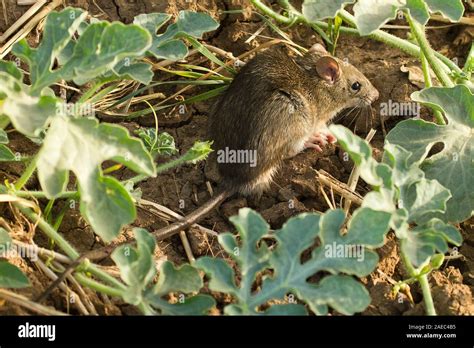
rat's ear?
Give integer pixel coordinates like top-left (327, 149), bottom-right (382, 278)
top-left (316, 56), bottom-right (340, 84)
top-left (308, 43), bottom-right (328, 56)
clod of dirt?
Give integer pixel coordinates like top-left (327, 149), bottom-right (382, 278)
top-left (260, 200), bottom-right (307, 228)
top-left (405, 267), bottom-right (474, 315)
top-left (221, 197), bottom-right (248, 218)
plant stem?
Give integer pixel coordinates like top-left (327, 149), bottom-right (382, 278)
top-left (420, 52), bottom-right (446, 125)
top-left (400, 240), bottom-right (436, 315)
top-left (17, 204), bottom-right (126, 290)
top-left (418, 274), bottom-right (436, 316)
top-left (17, 205), bottom-right (79, 259)
top-left (14, 154), bottom-right (38, 190)
top-left (75, 273), bottom-right (123, 297)
top-left (77, 81), bottom-right (107, 104)
top-left (406, 15), bottom-right (454, 87)
top-left (249, 1), bottom-right (461, 75)
top-left (14, 190), bottom-right (79, 199)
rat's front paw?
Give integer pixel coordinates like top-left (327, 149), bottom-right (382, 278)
top-left (304, 130), bottom-right (336, 152)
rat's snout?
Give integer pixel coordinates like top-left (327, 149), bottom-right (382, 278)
top-left (365, 86), bottom-right (379, 105)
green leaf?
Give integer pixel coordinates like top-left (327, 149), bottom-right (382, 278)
top-left (0, 129), bottom-right (8, 144)
top-left (0, 261), bottom-right (30, 288)
top-left (13, 8), bottom-right (152, 92)
top-left (109, 62), bottom-right (154, 85)
top-left (403, 218), bottom-right (462, 266)
top-left (154, 261), bottom-right (203, 296)
top-left (423, 0), bottom-right (464, 22)
top-left (0, 145), bottom-right (15, 161)
top-left (264, 304), bottom-right (308, 315)
top-left (12, 8), bottom-right (87, 93)
top-left (0, 60), bottom-right (23, 80)
top-left (402, 177), bottom-right (451, 224)
top-left (0, 73), bottom-right (59, 137)
top-left (386, 85), bottom-right (474, 222)
top-left (353, 0), bottom-right (400, 36)
top-left (197, 208), bottom-right (387, 315)
top-left (151, 294), bottom-right (215, 315)
top-left (112, 228), bottom-right (156, 305)
top-left (194, 257), bottom-right (239, 297)
top-left (61, 21), bottom-right (152, 85)
top-left (302, 0), bottom-right (356, 21)
top-left (353, 0), bottom-right (464, 35)
top-left (37, 116), bottom-right (156, 242)
top-left (405, 0), bottom-right (430, 25)
top-left (0, 227), bottom-right (12, 249)
top-left (136, 129), bottom-right (178, 158)
top-left (135, 11), bottom-right (219, 61)
top-left (182, 140), bottom-right (213, 164)
top-left (330, 124), bottom-right (387, 186)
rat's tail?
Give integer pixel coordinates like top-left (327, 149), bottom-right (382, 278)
top-left (150, 189), bottom-right (233, 241)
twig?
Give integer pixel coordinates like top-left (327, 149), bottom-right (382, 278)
top-left (0, 0), bottom-right (61, 58)
top-left (0, 0), bottom-right (47, 43)
top-left (66, 273), bottom-right (98, 315)
top-left (35, 259), bottom-right (89, 315)
top-left (0, 288), bottom-right (68, 316)
top-left (315, 169), bottom-right (364, 206)
top-left (139, 198), bottom-right (218, 237)
top-left (179, 231), bottom-right (195, 263)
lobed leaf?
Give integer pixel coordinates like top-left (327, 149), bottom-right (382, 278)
top-left (197, 207), bottom-right (389, 315)
top-left (135, 11), bottom-right (219, 60)
top-left (37, 116), bottom-right (156, 242)
top-left (386, 85), bottom-right (474, 222)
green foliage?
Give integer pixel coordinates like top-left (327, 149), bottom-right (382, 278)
top-left (136, 128), bottom-right (178, 158)
top-left (302, 0), bottom-right (356, 21)
top-left (37, 117), bottom-right (155, 242)
top-left (112, 228), bottom-right (215, 315)
top-left (301, 0), bottom-right (464, 35)
top-left (196, 207), bottom-right (390, 315)
top-left (0, 8), bottom-right (218, 243)
top-left (0, 129), bottom-right (15, 161)
top-left (386, 85), bottom-right (474, 223)
top-left (353, 0), bottom-right (464, 35)
top-left (330, 125), bottom-right (462, 268)
top-left (0, 228), bottom-right (29, 289)
top-left (12, 8), bottom-right (152, 93)
top-left (134, 11), bottom-right (219, 61)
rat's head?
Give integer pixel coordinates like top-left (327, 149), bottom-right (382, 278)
top-left (297, 44), bottom-right (379, 113)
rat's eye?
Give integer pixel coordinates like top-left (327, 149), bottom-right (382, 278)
top-left (351, 82), bottom-right (361, 92)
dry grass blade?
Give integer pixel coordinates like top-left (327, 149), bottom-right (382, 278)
top-left (35, 259), bottom-right (89, 315)
top-left (315, 169), bottom-right (364, 207)
top-left (0, 0), bottom-right (61, 58)
top-left (0, 288), bottom-right (68, 315)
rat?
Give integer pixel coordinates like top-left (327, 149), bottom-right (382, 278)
top-left (150, 43), bottom-right (379, 241)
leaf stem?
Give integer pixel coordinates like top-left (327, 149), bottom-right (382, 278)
top-left (14, 154), bottom-right (38, 190)
top-left (420, 52), bottom-right (446, 125)
top-left (400, 240), bottom-right (436, 315)
top-left (16, 204), bottom-right (126, 290)
top-left (75, 273), bottom-right (124, 297)
top-left (406, 14), bottom-right (454, 88)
